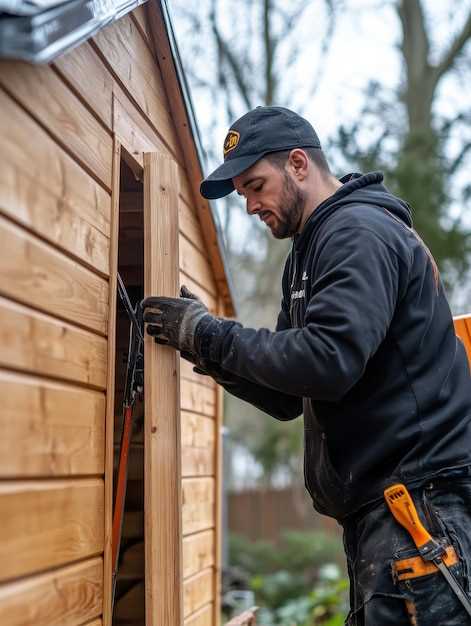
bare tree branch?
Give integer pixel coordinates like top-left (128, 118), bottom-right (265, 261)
top-left (435, 10), bottom-right (471, 84)
top-left (209, 0), bottom-right (253, 110)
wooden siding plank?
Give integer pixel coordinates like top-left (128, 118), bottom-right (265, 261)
top-left (180, 357), bottom-right (217, 388)
top-left (112, 88), bottom-right (190, 202)
top-left (0, 370), bottom-right (105, 477)
top-left (179, 234), bottom-right (217, 296)
top-left (0, 64), bottom-right (112, 190)
top-left (183, 530), bottom-right (215, 580)
top-left (92, 15), bottom-right (179, 159)
top-left (0, 297), bottom-right (107, 388)
top-left (0, 216), bottom-right (108, 335)
top-left (183, 569), bottom-right (213, 618)
top-left (182, 478), bottom-right (215, 536)
top-left (53, 42), bottom-right (113, 130)
top-left (185, 604), bottom-right (213, 626)
top-left (179, 198), bottom-right (210, 258)
top-left (179, 272), bottom-right (217, 313)
top-left (0, 558), bottom-right (103, 626)
top-left (181, 378), bottom-right (217, 417)
top-left (144, 152), bottom-right (183, 626)
top-left (0, 89), bottom-right (110, 275)
top-left (182, 411), bottom-right (216, 477)
top-left (0, 479), bottom-right (104, 582)
top-left (131, 6), bottom-right (153, 49)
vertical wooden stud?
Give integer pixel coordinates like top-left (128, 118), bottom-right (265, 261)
top-left (103, 139), bottom-right (121, 626)
top-left (143, 152), bottom-right (183, 626)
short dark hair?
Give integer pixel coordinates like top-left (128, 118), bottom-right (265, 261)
top-left (264, 147), bottom-right (331, 175)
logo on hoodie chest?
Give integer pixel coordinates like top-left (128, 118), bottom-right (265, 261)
top-left (290, 271), bottom-right (309, 300)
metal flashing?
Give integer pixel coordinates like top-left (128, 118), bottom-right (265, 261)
top-left (0, 0), bottom-right (146, 62)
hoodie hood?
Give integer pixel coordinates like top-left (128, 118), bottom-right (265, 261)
top-left (294, 171), bottom-right (413, 252)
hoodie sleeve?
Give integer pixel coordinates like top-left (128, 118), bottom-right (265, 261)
top-left (198, 226), bottom-right (402, 402)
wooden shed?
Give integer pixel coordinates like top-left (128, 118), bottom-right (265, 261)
top-left (0, 1), bottom-right (235, 624)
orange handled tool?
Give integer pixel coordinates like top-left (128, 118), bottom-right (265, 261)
top-left (384, 483), bottom-right (434, 549)
top-left (384, 483), bottom-right (471, 618)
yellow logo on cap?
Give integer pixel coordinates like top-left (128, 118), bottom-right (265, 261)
top-left (223, 130), bottom-right (240, 156)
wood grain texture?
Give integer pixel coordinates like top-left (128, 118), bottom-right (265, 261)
top-left (0, 216), bottom-right (108, 335)
top-left (0, 89), bottom-right (110, 275)
top-left (144, 151), bottom-right (183, 626)
top-left (103, 140), bottom-right (121, 626)
top-left (0, 297), bottom-right (107, 388)
top-left (181, 411), bottom-right (216, 477)
top-left (183, 568), bottom-right (213, 618)
top-left (0, 479), bottom-right (104, 582)
top-left (53, 42), bottom-right (113, 129)
top-left (179, 272), bottom-right (217, 314)
top-left (184, 603), bottom-right (213, 626)
top-left (180, 357), bottom-right (217, 388)
top-left (179, 235), bottom-right (217, 296)
top-left (454, 315), bottom-right (471, 367)
top-left (0, 63), bottom-right (112, 190)
top-left (0, 557), bottom-right (103, 626)
top-left (181, 379), bottom-right (217, 417)
top-left (182, 478), bottom-right (216, 536)
top-left (92, 15), bottom-right (179, 159)
top-left (0, 370), bottom-right (105, 477)
top-left (183, 530), bottom-right (215, 580)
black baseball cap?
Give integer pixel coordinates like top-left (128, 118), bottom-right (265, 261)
top-left (200, 106), bottom-right (321, 200)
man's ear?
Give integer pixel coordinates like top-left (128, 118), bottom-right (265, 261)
top-left (287, 149), bottom-right (309, 180)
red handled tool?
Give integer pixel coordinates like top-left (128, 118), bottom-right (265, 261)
top-left (112, 275), bottom-right (144, 611)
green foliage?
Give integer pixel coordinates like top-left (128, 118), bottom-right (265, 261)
top-left (228, 531), bottom-right (348, 625)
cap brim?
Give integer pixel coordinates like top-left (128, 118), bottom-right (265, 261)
top-left (200, 153), bottom-right (264, 199)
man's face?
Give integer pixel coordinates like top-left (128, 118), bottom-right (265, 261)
top-left (233, 158), bottom-right (306, 239)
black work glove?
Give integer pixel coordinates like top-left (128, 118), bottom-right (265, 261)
top-left (141, 285), bottom-right (211, 356)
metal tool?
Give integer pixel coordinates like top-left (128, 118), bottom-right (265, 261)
top-left (384, 483), bottom-right (471, 618)
top-left (112, 274), bottom-right (144, 610)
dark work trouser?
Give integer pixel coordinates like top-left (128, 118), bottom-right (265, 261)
top-left (341, 471), bottom-right (471, 625)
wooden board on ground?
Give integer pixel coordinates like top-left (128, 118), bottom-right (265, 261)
top-left (0, 557), bottom-right (103, 626)
top-left (0, 370), bottom-right (105, 477)
top-left (0, 479), bottom-right (104, 582)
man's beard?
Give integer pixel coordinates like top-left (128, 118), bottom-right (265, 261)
top-left (270, 172), bottom-right (306, 239)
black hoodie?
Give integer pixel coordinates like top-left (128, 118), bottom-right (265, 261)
top-left (200, 172), bottom-right (471, 520)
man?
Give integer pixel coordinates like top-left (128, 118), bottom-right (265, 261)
top-left (143, 106), bottom-right (471, 625)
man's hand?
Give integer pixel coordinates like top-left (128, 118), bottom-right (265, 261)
top-left (141, 286), bottom-right (210, 355)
